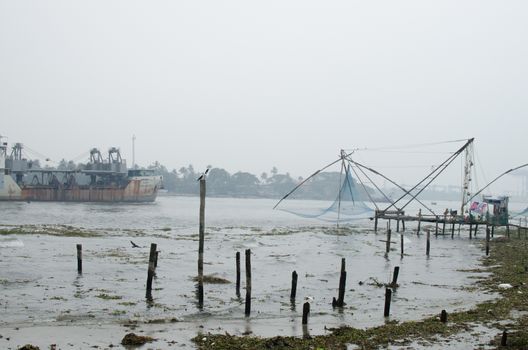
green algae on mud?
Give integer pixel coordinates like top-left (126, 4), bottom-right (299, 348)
top-left (0, 224), bottom-right (102, 237)
top-left (192, 274), bottom-right (231, 284)
top-left (193, 235), bottom-right (528, 349)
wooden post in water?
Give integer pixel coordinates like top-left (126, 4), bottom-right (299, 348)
top-left (491, 225), bottom-right (495, 238)
top-left (451, 221), bottom-right (455, 238)
top-left (442, 212), bottom-right (447, 235)
top-left (290, 270), bottom-right (298, 301)
top-left (146, 243), bottom-right (157, 299)
top-left (76, 244), bottom-right (82, 274)
top-left (486, 227), bottom-right (490, 256)
top-left (440, 310), bottom-right (447, 323)
top-left (302, 302), bottom-right (310, 324)
top-left (245, 249), bottom-right (252, 316)
top-left (469, 224), bottom-right (473, 239)
top-left (396, 219), bottom-right (400, 232)
top-left (391, 266), bottom-right (400, 287)
top-left (435, 218), bottom-right (439, 237)
top-left (384, 288), bottom-right (392, 317)
top-left (417, 209), bottom-right (422, 235)
top-left (501, 330), bottom-right (507, 346)
top-left (197, 178), bottom-right (206, 308)
top-left (333, 258), bottom-right (346, 307)
top-left (507, 224), bottom-right (510, 238)
top-left (236, 252), bottom-right (241, 296)
top-left (374, 211), bottom-right (379, 233)
top-left (426, 229), bottom-right (431, 256)
top-left (474, 223), bottom-right (479, 236)
top-left (386, 229), bottom-right (392, 255)
top-left (400, 234), bottom-right (404, 257)
top-left (402, 219), bottom-right (405, 231)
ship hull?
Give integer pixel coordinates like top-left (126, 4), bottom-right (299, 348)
top-left (0, 175), bottom-right (160, 203)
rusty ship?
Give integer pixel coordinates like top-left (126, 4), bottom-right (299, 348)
top-left (0, 139), bottom-right (162, 202)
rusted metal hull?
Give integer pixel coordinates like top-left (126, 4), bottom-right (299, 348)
top-left (1, 179), bottom-right (158, 203)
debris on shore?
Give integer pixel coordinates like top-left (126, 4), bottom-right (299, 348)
top-left (121, 333), bottom-right (155, 346)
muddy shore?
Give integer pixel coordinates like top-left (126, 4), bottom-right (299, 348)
top-left (194, 233), bottom-right (528, 349)
top-left (1, 198), bottom-right (527, 349)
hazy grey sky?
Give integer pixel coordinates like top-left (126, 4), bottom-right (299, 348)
top-left (1, 1), bottom-right (527, 191)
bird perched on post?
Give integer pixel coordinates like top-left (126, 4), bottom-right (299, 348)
top-left (196, 168), bottom-right (210, 181)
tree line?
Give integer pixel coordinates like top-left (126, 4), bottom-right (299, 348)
top-left (146, 162), bottom-right (374, 201)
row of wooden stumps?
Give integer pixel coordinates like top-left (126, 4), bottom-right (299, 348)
top-left (376, 210), bottom-right (528, 243)
top-left (381, 227), bottom-right (429, 257)
top-left (74, 244), bottom-right (456, 326)
top-left (381, 226), bottom-right (494, 257)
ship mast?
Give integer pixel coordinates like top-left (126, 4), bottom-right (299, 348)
top-left (0, 135), bottom-right (6, 171)
top-left (460, 138), bottom-right (474, 215)
top-left (132, 135), bottom-right (136, 169)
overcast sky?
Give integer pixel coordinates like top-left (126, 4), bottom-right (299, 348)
top-left (1, 1), bottom-right (527, 192)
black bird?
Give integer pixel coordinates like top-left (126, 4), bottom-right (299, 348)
top-left (130, 240), bottom-right (140, 248)
top-left (197, 168), bottom-right (209, 181)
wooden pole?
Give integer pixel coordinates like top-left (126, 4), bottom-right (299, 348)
top-left (507, 224), bottom-right (510, 238)
top-left (442, 215), bottom-right (446, 235)
top-left (469, 224), bottom-right (473, 239)
top-left (501, 330), bottom-right (507, 346)
top-left (302, 302), bottom-right (310, 324)
top-left (76, 244), bottom-right (83, 273)
top-left (491, 225), bottom-right (495, 238)
top-left (417, 210), bottom-right (422, 235)
top-left (396, 219), bottom-right (400, 232)
top-left (426, 229), bottom-right (430, 256)
top-left (76, 244), bottom-right (82, 274)
top-left (236, 252), bottom-right (241, 296)
top-left (451, 222), bottom-right (455, 238)
top-left (146, 243), bottom-right (157, 299)
top-left (154, 251), bottom-right (159, 269)
top-left (198, 178), bottom-right (206, 307)
top-left (374, 211), bottom-right (379, 233)
top-left (245, 249), bottom-right (252, 316)
top-left (290, 270), bottom-right (298, 301)
top-left (435, 218), bottom-right (439, 237)
top-left (440, 309), bottom-right (447, 323)
top-left (486, 227), bottom-right (490, 256)
top-left (386, 229), bottom-right (391, 255)
top-left (391, 266), bottom-right (400, 287)
top-left (333, 258), bottom-right (347, 307)
top-left (384, 288), bottom-right (392, 317)
top-left (401, 219), bottom-right (405, 231)
top-left (475, 223), bottom-right (479, 236)
top-left (400, 234), bottom-right (404, 257)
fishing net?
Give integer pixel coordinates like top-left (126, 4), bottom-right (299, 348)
top-left (278, 168), bottom-right (374, 222)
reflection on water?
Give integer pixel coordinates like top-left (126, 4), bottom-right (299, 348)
top-left (0, 196), bottom-right (496, 347)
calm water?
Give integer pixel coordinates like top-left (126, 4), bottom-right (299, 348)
top-left (0, 196), bottom-right (496, 349)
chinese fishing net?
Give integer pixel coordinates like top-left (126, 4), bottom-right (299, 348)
top-left (277, 167), bottom-right (374, 222)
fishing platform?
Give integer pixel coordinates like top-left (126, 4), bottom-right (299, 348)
top-left (275, 138), bottom-right (528, 234)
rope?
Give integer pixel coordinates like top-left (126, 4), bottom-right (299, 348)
top-left (343, 138), bottom-right (470, 152)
